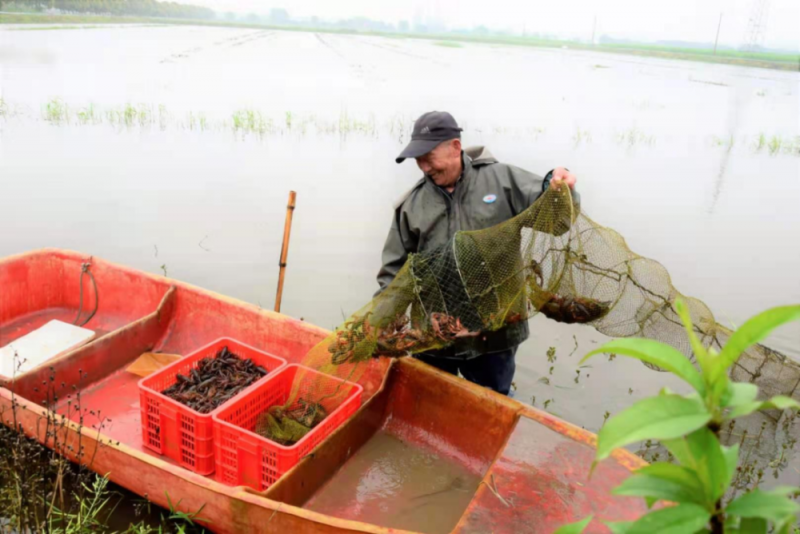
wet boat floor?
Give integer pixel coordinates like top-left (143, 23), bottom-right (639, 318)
top-left (304, 431), bottom-right (481, 534)
top-left (57, 367), bottom-right (146, 449)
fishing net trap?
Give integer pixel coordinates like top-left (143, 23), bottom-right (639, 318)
top-left (261, 183), bottom-right (800, 449)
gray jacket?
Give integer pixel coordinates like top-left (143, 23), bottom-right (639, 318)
top-left (377, 146), bottom-right (578, 359)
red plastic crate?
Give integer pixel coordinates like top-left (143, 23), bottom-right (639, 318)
top-left (212, 364), bottom-right (363, 490)
top-left (138, 338), bottom-right (287, 475)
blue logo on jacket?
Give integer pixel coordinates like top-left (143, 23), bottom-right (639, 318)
top-left (483, 194), bottom-right (497, 204)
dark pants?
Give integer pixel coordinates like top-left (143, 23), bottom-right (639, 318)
top-left (415, 347), bottom-right (517, 396)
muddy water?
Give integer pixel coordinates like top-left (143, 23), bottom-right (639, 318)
top-left (0, 24), bottom-right (799, 489)
top-left (305, 431), bottom-right (481, 534)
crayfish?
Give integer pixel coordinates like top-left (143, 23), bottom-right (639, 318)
top-left (327, 313), bottom-right (379, 365)
top-left (161, 346), bottom-right (268, 414)
top-left (538, 293), bottom-right (610, 324)
top-left (255, 399), bottom-right (329, 446)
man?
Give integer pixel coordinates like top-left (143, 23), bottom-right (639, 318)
top-left (376, 111), bottom-right (577, 395)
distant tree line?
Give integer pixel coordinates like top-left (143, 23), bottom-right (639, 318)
top-left (4, 0), bottom-right (215, 19)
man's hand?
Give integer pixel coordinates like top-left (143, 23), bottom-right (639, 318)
top-left (550, 167), bottom-right (577, 190)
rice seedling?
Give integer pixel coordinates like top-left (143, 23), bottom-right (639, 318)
top-left (183, 111), bottom-right (208, 131)
top-left (526, 126), bottom-right (546, 140)
top-left (44, 98), bottom-right (70, 123)
top-left (615, 127), bottom-right (655, 148)
top-left (710, 133), bottom-right (735, 152)
top-left (231, 108), bottom-right (274, 137)
top-left (768, 135), bottom-right (783, 155)
top-left (0, 98), bottom-right (8, 118)
top-left (753, 132), bottom-right (767, 152)
top-left (337, 109), bottom-right (377, 137)
top-left (76, 103), bottom-right (99, 125)
top-left (158, 104), bottom-right (169, 131)
top-left (784, 136), bottom-right (800, 156)
top-left (572, 127), bottom-right (592, 146)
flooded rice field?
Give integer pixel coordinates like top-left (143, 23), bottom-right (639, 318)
top-left (1, 24), bottom-right (799, 497)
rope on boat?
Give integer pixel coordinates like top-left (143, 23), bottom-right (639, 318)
top-left (73, 261), bottom-right (98, 328)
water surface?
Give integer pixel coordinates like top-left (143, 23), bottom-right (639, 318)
top-left (1, 24), bottom-right (799, 487)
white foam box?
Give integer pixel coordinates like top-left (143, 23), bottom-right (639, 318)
top-left (0, 320), bottom-right (96, 377)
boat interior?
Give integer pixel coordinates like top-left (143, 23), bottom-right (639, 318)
top-left (1, 250), bottom-right (645, 533)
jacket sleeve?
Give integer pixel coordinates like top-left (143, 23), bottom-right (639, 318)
top-left (375, 207), bottom-right (418, 296)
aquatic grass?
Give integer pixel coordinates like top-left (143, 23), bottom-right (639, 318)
top-left (768, 135), bottom-right (783, 155)
top-left (76, 104), bottom-right (100, 125)
top-left (615, 127), bottom-right (656, 148)
top-left (231, 108), bottom-right (274, 136)
top-left (184, 111), bottom-right (208, 131)
top-left (158, 104), bottom-right (169, 131)
top-left (710, 133), bottom-right (735, 152)
top-left (10, 98), bottom-right (800, 157)
top-left (105, 103), bottom-right (156, 129)
top-left (753, 132), bottom-right (767, 152)
top-left (337, 109), bottom-right (377, 137)
top-left (44, 98), bottom-right (70, 124)
top-left (572, 127), bottom-right (592, 147)
top-left (785, 136), bottom-right (800, 156)
top-left (0, 98), bottom-right (8, 118)
top-left (751, 134), bottom-right (800, 157)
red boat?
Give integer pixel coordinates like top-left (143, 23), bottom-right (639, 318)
top-left (0, 249), bottom-right (648, 533)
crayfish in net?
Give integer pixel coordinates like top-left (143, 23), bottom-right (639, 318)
top-left (429, 312), bottom-right (480, 341)
top-left (327, 312), bottom-right (379, 364)
top-left (255, 399), bottom-right (329, 446)
top-left (538, 293), bottom-right (610, 324)
top-left (327, 311), bottom-right (482, 364)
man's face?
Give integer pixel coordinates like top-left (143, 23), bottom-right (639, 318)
top-left (415, 139), bottom-right (462, 187)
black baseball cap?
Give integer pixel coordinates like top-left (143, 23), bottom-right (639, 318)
top-left (396, 111), bottom-right (463, 163)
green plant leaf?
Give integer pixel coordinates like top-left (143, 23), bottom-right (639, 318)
top-left (721, 382), bottom-right (759, 408)
top-left (553, 516), bottom-right (592, 534)
top-left (715, 305), bottom-right (800, 380)
top-left (662, 436), bottom-right (694, 467)
top-left (674, 298), bottom-right (712, 376)
top-left (738, 517), bottom-right (768, 533)
top-left (596, 395), bottom-right (711, 463)
top-left (663, 428), bottom-right (727, 502)
top-left (721, 443), bottom-right (740, 491)
top-left (603, 520), bottom-right (633, 534)
top-left (691, 428), bottom-right (728, 502)
top-left (725, 488), bottom-right (800, 524)
top-left (625, 503), bottom-right (710, 534)
top-left (581, 338), bottom-right (706, 395)
top-left (727, 395), bottom-right (800, 419)
top-left (612, 462), bottom-right (707, 506)
top-left (764, 486), bottom-right (800, 497)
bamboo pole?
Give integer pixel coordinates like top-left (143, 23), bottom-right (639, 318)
top-left (274, 191), bottom-right (297, 313)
